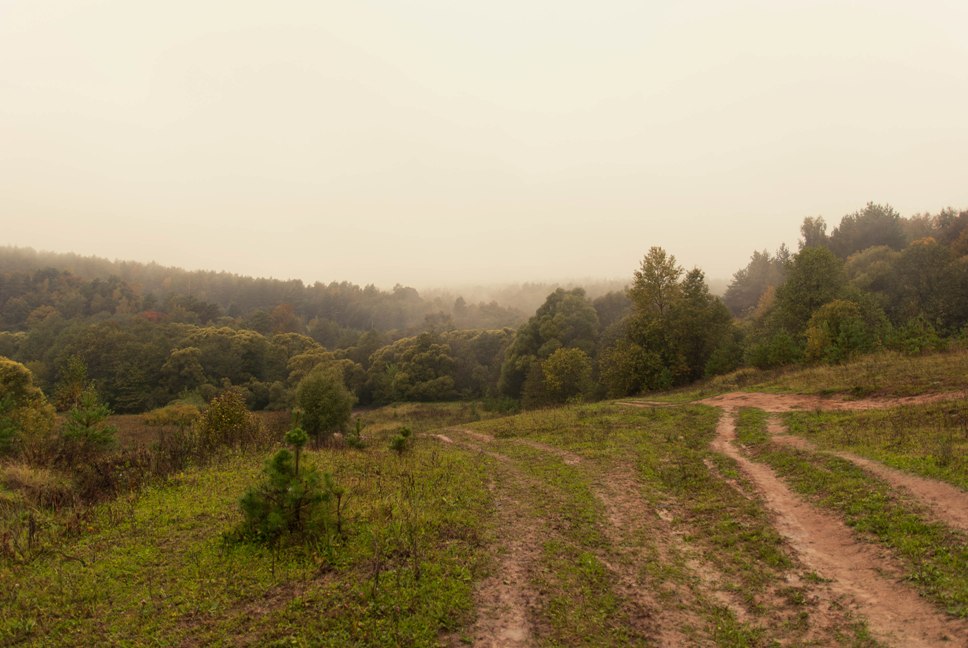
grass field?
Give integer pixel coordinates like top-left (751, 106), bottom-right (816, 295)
top-left (3, 350), bottom-right (968, 646)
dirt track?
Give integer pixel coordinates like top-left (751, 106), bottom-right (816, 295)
top-left (434, 392), bottom-right (968, 646)
top-left (698, 393), bottom-right (968, 647)
top-left (766, 417), bottom-right (968, 533)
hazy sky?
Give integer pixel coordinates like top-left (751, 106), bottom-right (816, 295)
top-left (2, 1), bottom-right (967, 288)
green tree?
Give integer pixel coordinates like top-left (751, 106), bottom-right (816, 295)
top-left (771, 246), bottom-right (846, 336)
top-left (620, 250), bottom-right (734, 391)
top-left (237, 426), bottom-right (340, 547)
top-left (542, 347), bottom-right (593, 403)
top-left (52, 354), bottom-right (89, 411)
top-left (799, 216), bottom-right (828, 249)
top-left (161, 346), bottom-right (206, 395)
top-left (886, 238), bottom-right (953, 330)
top-left (363, 332), bottom-right (458, 403)
top-left (724, 247), bottom-right (790, 317)
top-left (844, 245), bottom-right (899, 294)
top-left (829, 202), bottom-right (905, 258)
top-left (0, 356), bottom-right (56, 458)
top-left (296, 365), bottom-right (355, 445)
top-left (628, 247), bottom-right (682, 318)
top-left (498, 288), bottom-right (599, 399)
top-left (598, 339), bottom-right (662, 397)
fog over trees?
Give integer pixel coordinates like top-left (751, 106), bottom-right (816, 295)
top-left (0, 203), bottom-right (966, 421)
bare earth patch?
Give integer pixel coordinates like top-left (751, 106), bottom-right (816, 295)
top-left (710, 407), bottom-right (968, 647)
top-left (455, 484), bottom-right (542, 648)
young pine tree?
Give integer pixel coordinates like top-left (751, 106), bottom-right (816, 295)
top-left (237, 426), bottom-right (338, 547)
top-left (62, 388), bottom-right (117, 462)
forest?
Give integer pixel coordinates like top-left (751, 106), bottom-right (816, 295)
top-left (1, 202), bottom-right (966, 418)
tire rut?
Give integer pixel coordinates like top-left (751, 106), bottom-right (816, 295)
top-left (591, 466), bottom-right (707, 645)
top-left (711, 407), bottom-right (968, 647)
top-left (434, 429), bottom-right (542, 647)
top-left (766, 417), bottom-right (968, 533)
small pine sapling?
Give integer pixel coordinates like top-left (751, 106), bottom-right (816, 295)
top-left (62, 388), bottom-right (117, 462)
top-left (389, 426), bottom-right (413, 455)
top-left (236, 426), bottom-right (341, 548)
top-left (346, 417), bottom-right (366, 449)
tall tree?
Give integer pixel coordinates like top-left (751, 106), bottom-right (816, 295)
top-left (604, 249), bottom-right (734, 395)
top-left (828, 202), bottom-right (905, 258)
top-left (799, 216), bottom-right (828, 250)
top-left (724, 247), bottom-right (790, 317)
top-left (498, 288), bottom-right (599, 399)
top-left (296, 365), bottom-right (355, 445)
top-left (771, 246), bottom-right (846, 336)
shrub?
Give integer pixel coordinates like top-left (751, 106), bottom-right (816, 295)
top-left (143, 403), bottom-right (201, 429)
top-left (71, 448), bottom-right (154, 502)
top-left (196, 390), bottom-right (265, 453)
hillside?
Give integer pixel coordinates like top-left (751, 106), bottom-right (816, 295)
top-left (2, 352), bottom-right (966, 646)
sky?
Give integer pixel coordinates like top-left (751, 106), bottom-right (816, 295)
top-left (2, 1), bottom-right (967, 289)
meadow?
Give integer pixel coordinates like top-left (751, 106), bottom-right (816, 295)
top-left (3, 352), bottom-right (967, 646)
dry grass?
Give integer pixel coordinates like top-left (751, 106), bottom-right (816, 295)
top-left (1, 463), bottom-right (76, 509)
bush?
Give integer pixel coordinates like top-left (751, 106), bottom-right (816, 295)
top-left (71, 448), bottom-right (154, 502)
top-left (143, 403), bottom-right (201, 429)
top-left (196, 390), bottom-right (266, 453)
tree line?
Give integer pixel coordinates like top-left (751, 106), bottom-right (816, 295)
top-left (1, 203), bottom-right (966, 417)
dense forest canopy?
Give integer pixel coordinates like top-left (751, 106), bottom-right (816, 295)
top-left (1, 202), bottom-right (967, 416)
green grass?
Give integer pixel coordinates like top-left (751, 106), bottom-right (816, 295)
top-left (743, 349), bottom-right (968, 397)
top-left (738, 408), bottom-right (968, 618)
top-left (784, 403), bottom-right (968, 490)
top-left (6, 392), bottom-right (916, 646)
top-left (1, 407), bottom-right (495, 647)
top-left (623, 349), bottom-right (968, 406)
